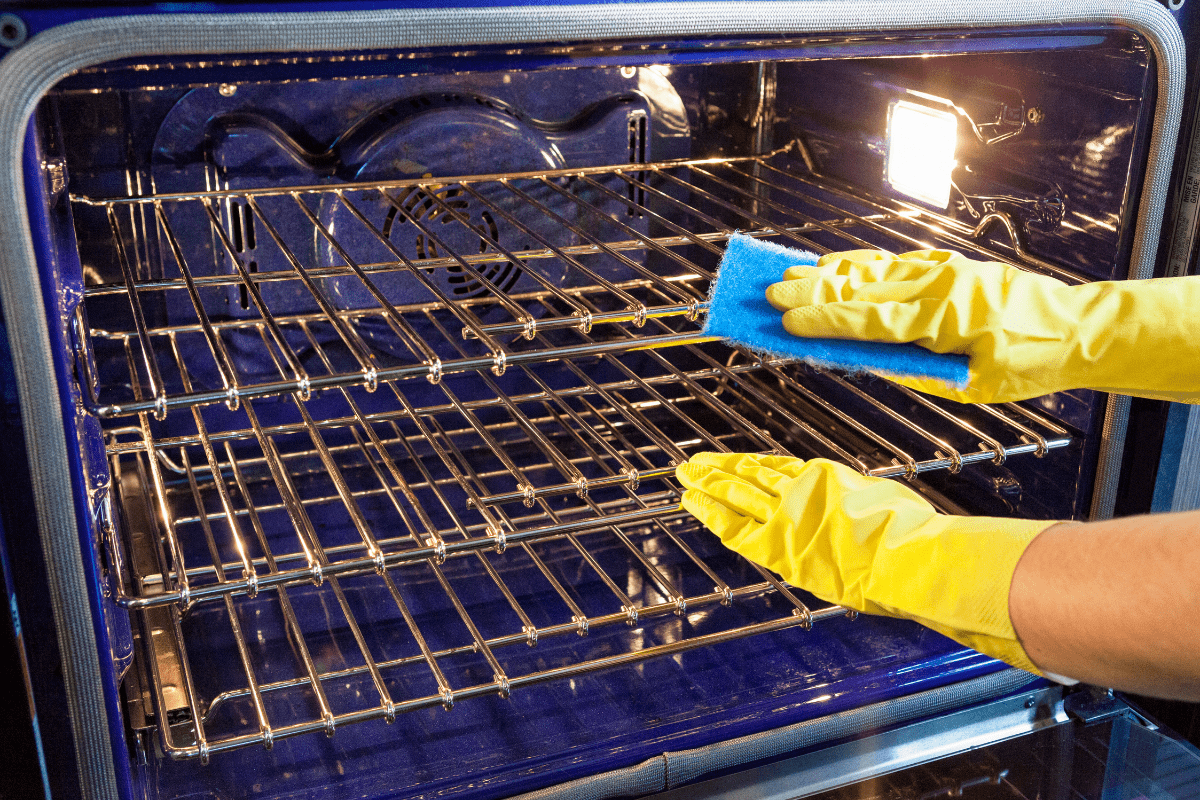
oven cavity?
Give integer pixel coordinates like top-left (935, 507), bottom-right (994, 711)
top-left (45, 43), bottom-right (1154, 762)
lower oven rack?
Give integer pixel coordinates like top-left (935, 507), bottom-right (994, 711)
top-left (107, 353), bottom-right (1072, 611)
top-left (126, 492), bottom-right (850, 761)
top-left (85, 154), bottom-right (1074, 760)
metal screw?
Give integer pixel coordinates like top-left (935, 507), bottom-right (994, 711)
top-left (1025, 697), bottom-right (1037, 709)
top-left (0, 14), bottom-right (27, 49)
top-left (218, 83), bottom-right (238, 97)
top-left (620, 66), bottom-right (636, 79)
top-left (1026, 107), bottom-right (1045, 126)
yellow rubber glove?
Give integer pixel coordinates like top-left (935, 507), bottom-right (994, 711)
top-left (765, 249), bottom-right (1200, 404)
top-left (676, 452), bottom-right (1058, 674)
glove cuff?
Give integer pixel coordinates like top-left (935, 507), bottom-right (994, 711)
top-left (868, 515), bottom-right (1058, 675)
top-left (1064, 278), bottom-right (1200, 401)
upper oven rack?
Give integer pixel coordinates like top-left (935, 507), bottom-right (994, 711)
top-left (71, 153), bottom-right (1060, 421)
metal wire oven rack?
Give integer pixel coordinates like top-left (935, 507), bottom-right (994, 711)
top-left (80, 153), bottom-right (1074, 759)
top-left (74, 151), bottom-right (1076, 421)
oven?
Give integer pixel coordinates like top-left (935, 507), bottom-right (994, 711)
top-left (2, 2), bottom-right (1200, 798)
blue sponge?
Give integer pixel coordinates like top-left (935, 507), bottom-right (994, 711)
top-left (702, 234), bottom-right (970, 387)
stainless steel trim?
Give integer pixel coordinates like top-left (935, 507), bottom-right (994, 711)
top-left (645, 679), bottom-right (1065, 799)
top-left (1166, 403), bottom-right (1200, 511)
top-left (1091, 394), bottom-right (1132, 521)
top-left (512, 669), bottom-right (1050, 800)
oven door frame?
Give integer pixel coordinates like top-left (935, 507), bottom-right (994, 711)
top-left (0, 3), bottom-right (1184, 797)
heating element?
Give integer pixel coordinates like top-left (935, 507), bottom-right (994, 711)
top-left (78, 152), bottom-right (1073, 760)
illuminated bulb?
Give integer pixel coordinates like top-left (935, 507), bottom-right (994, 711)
top-left (886, 99), bottom-right (958, 209)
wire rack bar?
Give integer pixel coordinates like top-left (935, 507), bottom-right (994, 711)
top-left (73, 154), bottom-right (776, 207)
top-left (742, 156), bottom-right (1085, 284)
top-left (103, 359), bottom-right (770, 456)
top-left (82, 221), bottom-right (894, 300)
top-left (124, 369), bottom-right (853, 758)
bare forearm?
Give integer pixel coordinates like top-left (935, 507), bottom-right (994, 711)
top-left (1010, 511), bottom-right (1200, 700)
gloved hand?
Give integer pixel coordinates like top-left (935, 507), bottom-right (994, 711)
top-left (765, 248), bottom-right (1200, 404)
top-left (676, 451), bottom-right (1058, 674)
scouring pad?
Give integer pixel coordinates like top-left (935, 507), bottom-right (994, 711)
top-left (703, 233), bottom-right (970, 387)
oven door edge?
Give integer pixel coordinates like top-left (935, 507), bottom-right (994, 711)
top-left (509, 668), bottom-right (1049, 800)
top-left (644, 672), bottom-right (1065, 800)
top-left (0, 2), bottom-right (1183, 796)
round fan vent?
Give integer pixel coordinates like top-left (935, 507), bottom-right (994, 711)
top-left (381, 184), bottom-right (521, 298)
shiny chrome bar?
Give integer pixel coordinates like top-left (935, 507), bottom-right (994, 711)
top-left (109, 206), bottom-right (169, 420)
top-left (293, 193), bottom-right (444, 370)
top-left (418, 184), bottom-right (593, 326)
top-left (244, 196), bottom-right (380, 390)
top-left (335, 190), bottom-right (510, 365)
top-left (577, 172), bottom-right (725, 258)
top-left (75, 153), bottom-right (764, 206)
top-left (537, 175), bottom-right (716, 282)
top-left (221, 437), bottom-right (393, 732)
top-left (380, 190), bottom-right (537, 338)
top-left (691, 164), bottom-right (875, 253)
top-left (203, 200), bottom-right (313, 399)
top-left (93, 332), bottom-right (715, 419)
top-left (742, 366), bottom-right (919, 475)
top-left (650, 166), bottom-right (821, 253)
top-left (501, 177), bottom-right (700, 314)
top-left (746, 157), bottom-right (1085, 284)
top-left (454, 180), bottom-right (647, 324)
top-left (439, 425), bottom-right (594, 634)
top-left (119, 501), bottom-right (684, 610)
top-left (110, 346), bottom-right (1071, 611)
top-left (155, 205), bottom-right (242, 410)
top-left (177, 396), bottom-right (259, 596)
top-left (200, 573), bottom-right (770, 724)
top-left (82, 237), bottom-right (712, 298)
top-left (106, 362), bottom-right (765, 456)
top-left (361, 407), bottom-right (541, 641)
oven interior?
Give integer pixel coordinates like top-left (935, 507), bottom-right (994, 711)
top-left (32, 24), bottom-right (1157, 799)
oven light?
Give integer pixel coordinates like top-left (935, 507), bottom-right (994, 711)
top-left (886, 99), bottom-right (958, 209)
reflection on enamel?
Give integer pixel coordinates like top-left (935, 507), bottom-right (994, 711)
top-left (1074, 123), bottom-right (1131, 180)
top-left (1073, 211), bottom-right (1117, 233)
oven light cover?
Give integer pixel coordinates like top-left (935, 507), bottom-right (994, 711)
top-left (887, 98), bottom-right (959, 209)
